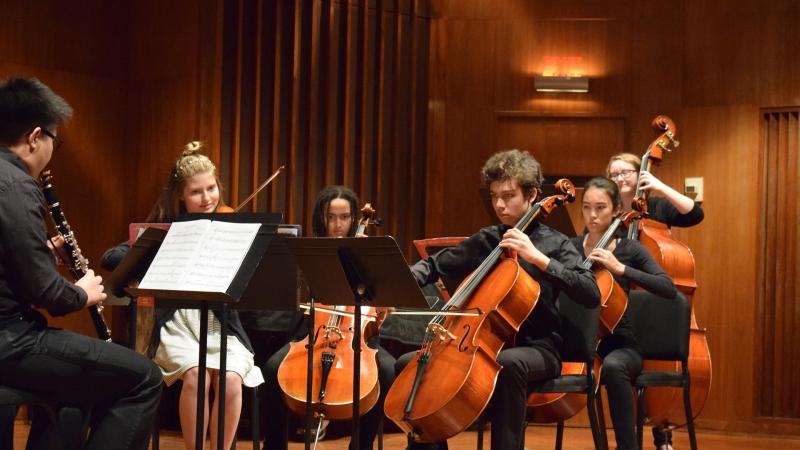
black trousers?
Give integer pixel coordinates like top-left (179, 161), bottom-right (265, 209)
top-left (396, 345), bottom-right (561, 450)
top-left (0, 328), bottom-right (163, 450)
top-left (261, 341), bottom-right (396, 450)
top-left (601, 347), bottom-right (643, 450)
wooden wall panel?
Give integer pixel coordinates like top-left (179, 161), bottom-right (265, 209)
top-left (495, 115), bottom-right (626, 176)
top-left (219, 0), bottom-right (430, 256)
top-left (0, 2), bottom-right (131, 338)
top-left (1, 0), bottom-right (218, 342)
top-left (427, 0), bottom-right (800, 436)
top-left (757, 110), bottom-right (800, 420)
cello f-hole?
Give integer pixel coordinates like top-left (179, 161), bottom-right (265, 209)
top-left (458, 325), bottom-right (471, 352)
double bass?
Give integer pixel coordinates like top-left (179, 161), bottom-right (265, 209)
top-left (384, 180), bottom-right (576, 443)
top-left (527, 204), bottom-right (645, 421)
top-left (629, 116), bottom-right (712, 428)
top-left (277, 204), bottom-right (383, 421)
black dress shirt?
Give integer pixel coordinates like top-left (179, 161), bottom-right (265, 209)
top-left (570, 234), bottom-right (677, 355)
top-left (646, 197), bottom-right (704, 228)
top-left (0, 148), bottom-right (87, 360)
top-left (411, 220), bottom-right (599, 357)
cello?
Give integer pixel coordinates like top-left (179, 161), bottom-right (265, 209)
top-left (527, 203), bottom-right (645, 421)
top-left (277, 204), bottom-right (384, 422)
top-left (384, 179), bottom-right (576, 443)
top-left (629, 116), bottom-right (712, 429)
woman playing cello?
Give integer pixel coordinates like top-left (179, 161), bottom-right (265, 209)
top-left (260, 185), bottom-right (396, 450)
top-left (606, 152), bottom-right (704, 450)
top-left (571, 177), bottom-right (677, 450)
top-left (394, 149), bottom-right (599, 450)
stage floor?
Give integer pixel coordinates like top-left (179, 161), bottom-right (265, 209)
top-left (14, 423), bottom-right (800, 450)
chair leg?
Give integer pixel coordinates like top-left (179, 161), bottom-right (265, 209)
top-left (595, 388), bottom-right (609, 450)
top-left (377, 416), bottom-right (384, 450)
top-left (555, 421), bottom-right (565, 450)
top-left (587, 389), bottom-right (605, 450)
top-left (636, 387), bottom-right (646, 450)
top-left (251, 386), bottom-right (259, 450)
top-left (683, 380), bottom-right (698, 450)
top-left (476, 415), bottom-right (485, 450)
top-left (151, 395), bottom-right (160, 450)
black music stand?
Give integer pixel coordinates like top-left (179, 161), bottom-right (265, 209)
top-left (123, 213), bottom-right (295, 450)
top-left (284, 236), bottom-right (431, 450)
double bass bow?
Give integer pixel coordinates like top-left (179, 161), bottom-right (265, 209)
top-left (277, 204), bottom-right (384, 429)
top-left (630, 116), bottom-right (711, 429)
top-left (384, 179), bottom-right (576, 443)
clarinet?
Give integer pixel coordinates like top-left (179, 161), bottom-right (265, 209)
top-left (40, 170), bottom-right (112, 342)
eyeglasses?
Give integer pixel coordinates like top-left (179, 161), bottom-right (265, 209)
top-left (608, 169), bottom-right (637, 180)
top-left (40, 128), bottom-right (63, 151)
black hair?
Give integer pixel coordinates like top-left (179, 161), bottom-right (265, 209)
top-left (0, 78), bottom-right (73, 145)
top-left (311, 185), bottom-right (360, 238)
top-left (583, 176), bottom-right (622, 210)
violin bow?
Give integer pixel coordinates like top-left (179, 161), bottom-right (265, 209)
top-left (234, 165), bottom-right (285, 212)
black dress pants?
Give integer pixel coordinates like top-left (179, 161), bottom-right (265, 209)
top-left (395, 345), bottom-right (561, 450)
top-left (261, 341), bottom-right (396, 450)
top-left (601, 347), bottom-right (643, 450)
top-left (0, 328), bottom-right (163, 450)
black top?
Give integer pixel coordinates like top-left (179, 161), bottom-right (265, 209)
top-left (570, 233), bottom-right (677, 355)
top-left (411, 221), bottom-right (600, 358)
top-left (0, 148), bottom-right (88, 360)
top-left (645, 196), bottom-right (704, 228)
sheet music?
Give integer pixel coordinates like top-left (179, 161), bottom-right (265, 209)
top-left (139, 220), bottom-right (261, 292)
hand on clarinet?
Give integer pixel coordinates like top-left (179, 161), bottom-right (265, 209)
top-left (47, 235), bottom-right (69, 266)
top-left (76, 269), bottom-right (107, 307)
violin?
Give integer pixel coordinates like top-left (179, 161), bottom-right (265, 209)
top-left (630, 116), bottom-right (712, 428)
top-left (276, 204), bottom-right (384, 421)
top-left (384, 180), bottom-right (576, 443)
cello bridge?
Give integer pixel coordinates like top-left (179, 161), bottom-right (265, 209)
top-left (323, 326), bottom-right (343, 341)
top-left (426, 323), bottom-right (456, 341)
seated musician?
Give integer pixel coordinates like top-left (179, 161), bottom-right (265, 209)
top-left (101, 142), bottom-right (264, 450)
top-left (607, 153), bottom-right (703, 450)
top-left (260, 185), bottom-right (396, 450)
top-left (398, 149), bottom-right (600, 450)
top-left (0, 77), bottom-right (162, 449)
top-left (573, 177), bottom-right (678, 450)
top-left (608, 152), bottom-right (703, 230)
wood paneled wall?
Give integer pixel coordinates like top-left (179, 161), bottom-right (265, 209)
top-left (0, 0), bottom-right (217, 342)
top-left (426, 0), bottom-right (800, 435)
top-left (758, 109), bottom-right (800, 420)
top-left (218, 0), bottom-right (430, 254)
top-left (5, 0), bottom-right (800, 437)
top-left (0, 1), bottom-right (131, 337)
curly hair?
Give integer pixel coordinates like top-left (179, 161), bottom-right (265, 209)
top-left (0, 78), bottom-right (73, 145)
top-left (480, 149), bottom-right (543, 197)
top-left (311, 185), bottom-right (360, 238)
top-left (146, 141), bottom-right (223, 222)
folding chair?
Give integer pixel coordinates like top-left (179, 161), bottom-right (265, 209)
top-left (596, 291), bottom-right (696, 450)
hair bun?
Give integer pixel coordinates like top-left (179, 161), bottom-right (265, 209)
top-left (182, 140), bottom-right (204, 157)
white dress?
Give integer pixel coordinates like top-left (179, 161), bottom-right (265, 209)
top-left (153, 308), bottom-right (264, 387)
